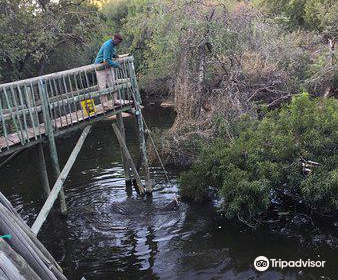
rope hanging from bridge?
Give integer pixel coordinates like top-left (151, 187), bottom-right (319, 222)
top-left (141, 112), bottom-right (171, 185)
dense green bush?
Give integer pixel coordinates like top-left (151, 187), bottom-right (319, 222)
top-left (180, 94), bottom-right (338, 226)
top-left (257, 0), bottom-right (337, 32)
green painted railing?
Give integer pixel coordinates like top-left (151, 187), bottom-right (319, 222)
top-left (0, 56), bottom-right (141, 154)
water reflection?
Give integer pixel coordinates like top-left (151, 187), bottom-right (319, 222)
top-left (0, 107), bottom-right (336, 280)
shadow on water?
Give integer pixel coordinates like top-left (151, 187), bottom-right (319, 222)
top-left (0, 107), bottom-right (336, 280)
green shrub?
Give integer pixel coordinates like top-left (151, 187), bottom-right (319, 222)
top-left (180, 93), bottom-right (338, 225)
top-left (257, 0), bottom-right (338, 32)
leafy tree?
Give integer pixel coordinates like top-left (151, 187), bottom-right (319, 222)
top-left (0, 0), bottom-right (106, 82)
top-left (101, 0), bottom-right (132, 33)
top-left (257, 0), bottom-right (338, 32)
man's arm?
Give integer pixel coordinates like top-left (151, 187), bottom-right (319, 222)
top-left (103, 44), bottom-right (120, 68)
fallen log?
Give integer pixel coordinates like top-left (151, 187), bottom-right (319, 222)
top-left (0, 203), bottom-right (60, 280)
top-left (0, 191), bottom-right (63, 273)
top-left (0, 238), bottom-right (42, 280)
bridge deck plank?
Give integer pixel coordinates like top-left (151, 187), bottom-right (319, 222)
top-left (0, 99), bottom-right (133, 150)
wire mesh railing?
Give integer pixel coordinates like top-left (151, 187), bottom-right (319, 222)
top-left (0, 55), bottom-right (141, 153)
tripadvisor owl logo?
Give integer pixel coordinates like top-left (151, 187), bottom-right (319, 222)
top-left (254, 256), bottom-right (326, 271)
top-left (254, 256), bottom-right (270, 271)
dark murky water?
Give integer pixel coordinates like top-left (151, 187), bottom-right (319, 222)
top-left (0, 107), bottom-right (337, 280)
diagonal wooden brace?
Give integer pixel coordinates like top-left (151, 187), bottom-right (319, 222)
top-left (112, 123), bottom-right (145, 195)
top-left (31, 125), bottom-right (92, 235)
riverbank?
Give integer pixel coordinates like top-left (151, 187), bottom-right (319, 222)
top-left (179, 95), bottom-right (337, 222)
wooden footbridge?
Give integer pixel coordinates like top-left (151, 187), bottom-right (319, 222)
top-left (0, 55), bottom-right (152, 279)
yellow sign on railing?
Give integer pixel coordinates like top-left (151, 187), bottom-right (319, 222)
top-left (81, 99), bottom-right (96, 116)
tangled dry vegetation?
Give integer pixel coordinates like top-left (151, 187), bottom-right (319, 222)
top-left (148, 1), bottom-right (337, 166)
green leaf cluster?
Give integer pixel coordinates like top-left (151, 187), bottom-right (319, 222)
top-left (0, 0), bottom-right (106, 82)
top-left (256, 0), bottom-right (338, 32)
top-left (180, 94), bottom-right (338, 224)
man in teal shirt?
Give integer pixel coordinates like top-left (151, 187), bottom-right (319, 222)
top-left (95, 33), bottom-right (123, 109)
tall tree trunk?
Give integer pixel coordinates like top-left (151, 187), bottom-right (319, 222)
top-left (37, 59), bottom-right (46, 76)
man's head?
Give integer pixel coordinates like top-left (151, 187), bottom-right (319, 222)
top-left (113, 33), bottom-right (123, 45)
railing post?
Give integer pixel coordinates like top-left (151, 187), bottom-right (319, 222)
top-left (38, 80), bottom-right (67, 214)
top-left (128, 59), bottom-right (142, 105)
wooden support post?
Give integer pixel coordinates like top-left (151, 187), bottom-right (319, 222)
top-left (116, 112), bottom-right (132, 186)
top-left (112, 124), bottom-right (145, 195)
top-left (37, 143), bottom-right (50, 197)
top-left (134, 109), bottom-right (152, 194)
top-left (31, 125), bottom-right (91, 235)
top-left (38, 80), bottom-right (67, 214)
